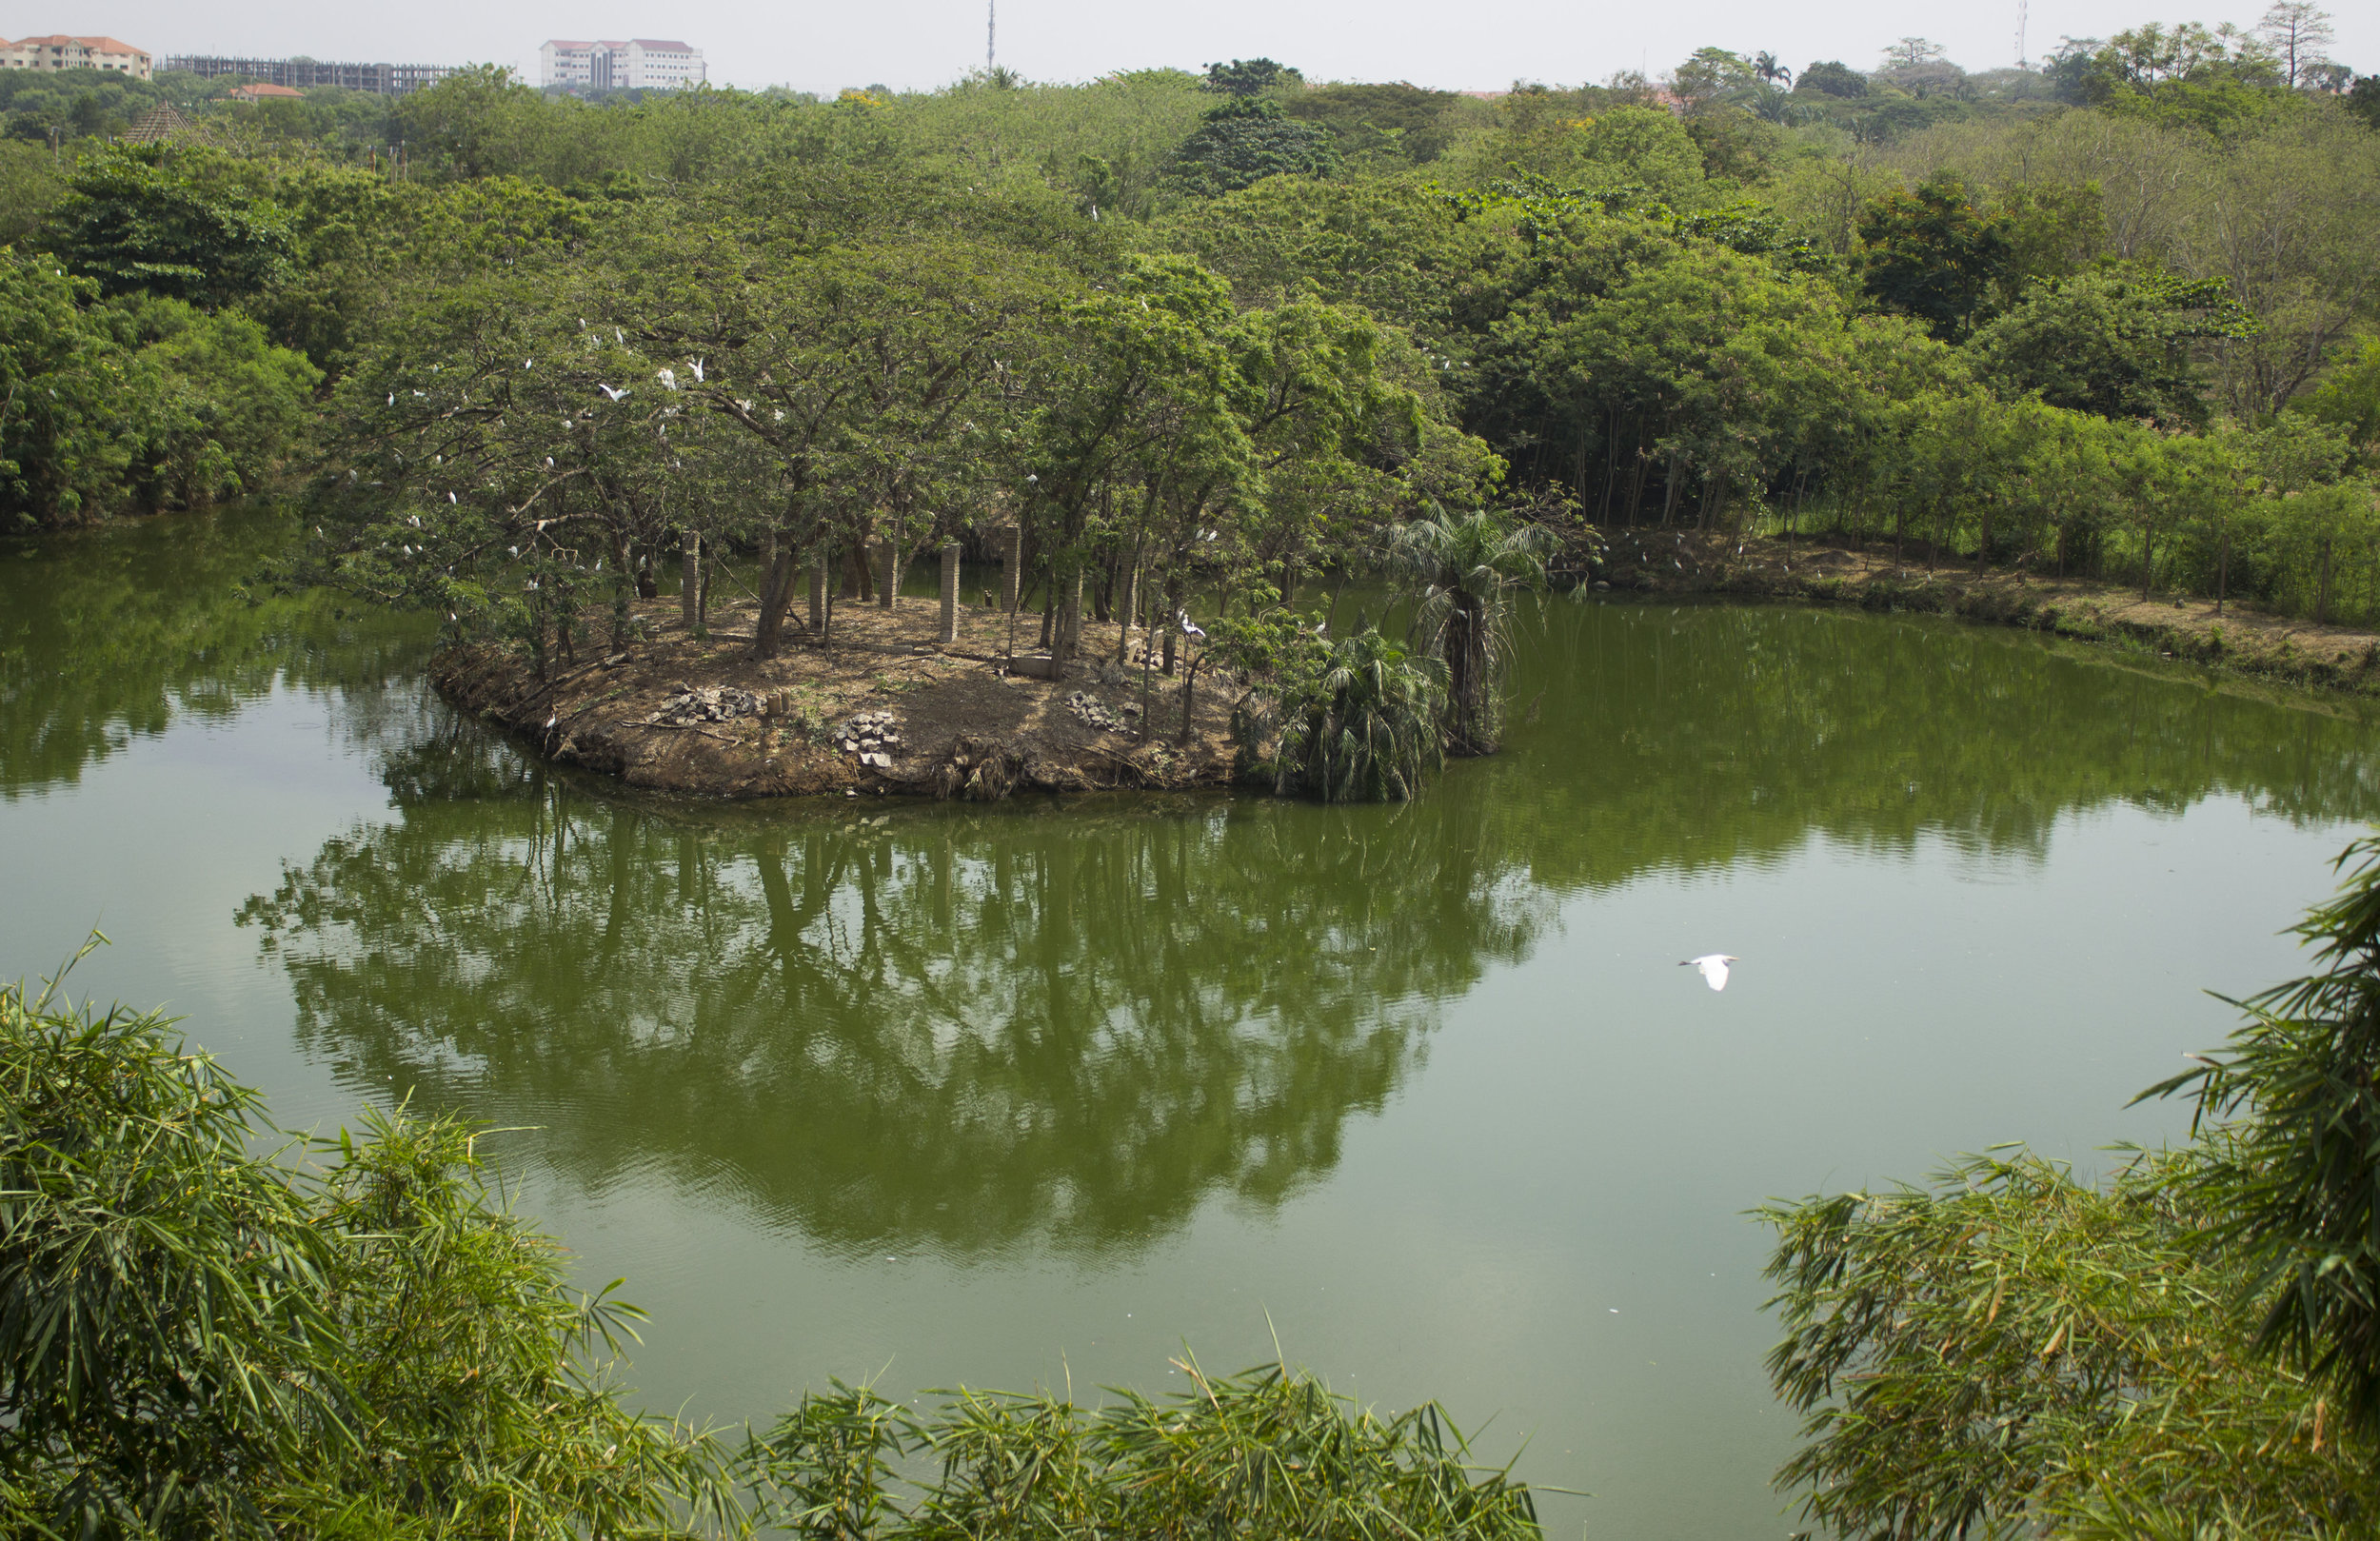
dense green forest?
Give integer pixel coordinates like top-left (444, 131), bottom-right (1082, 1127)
top-left (2, 11), bottom-right (2377, 636)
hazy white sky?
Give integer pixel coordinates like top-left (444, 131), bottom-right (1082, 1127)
top-left (25, 0), bottom-right (2375, 94)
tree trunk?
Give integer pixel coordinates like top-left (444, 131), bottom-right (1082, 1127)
top-left (1139, 628), bottom-right (1157, 736)
top-left (938, 542), bottom-right (961, 644)
top-left (1000, 525), bottom-right (1022, 615)
top-left (610, 532), bottom-right (636, 647)
top-left (840, 543), bottom-right (875, 602)
top-left (1161, 574), bottom-right (1180, 675)
top-left (1598, 411), bottom-right (1622, 524)
top-left (754, 546), bottom-right (801, 659)
top-left (1114, 549), bottom-right (1140, 663)
top-left (1059, 562), bottom-right (1082, 664)
top-left (1447, 606), bottom-right (1491, 755)
top-left (680, 530), bottom-right (700, 632)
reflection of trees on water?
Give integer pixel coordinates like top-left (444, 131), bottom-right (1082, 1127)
top-left (239, 771), bottom-right (1546, 1258)
top-left (237, 594), bottom-right (2380, 1259)
top-left (1, 505), bottom-right (432, 796)
top-left (1485, 601), bottom-right (2380, 888)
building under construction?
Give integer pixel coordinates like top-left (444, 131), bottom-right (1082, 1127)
top-left (161, 55), bottom-right (459, 93)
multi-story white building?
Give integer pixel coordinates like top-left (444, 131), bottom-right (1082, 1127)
top-left (540, 38), bottom-right (704, 92)
top-left (0, 34), bottom-right (153, 78)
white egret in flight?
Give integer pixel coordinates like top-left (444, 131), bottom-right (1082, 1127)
top-left (1681, 954), bottom-right (1737, 991)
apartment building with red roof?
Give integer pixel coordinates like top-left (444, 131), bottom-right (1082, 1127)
top-left (1, 33), bottom-right (152, 78)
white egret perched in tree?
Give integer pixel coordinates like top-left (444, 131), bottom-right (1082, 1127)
top-left (1178, 610), bottom-right (1206, 642)
top-left (1682, 954), bottom-right (1737, 991)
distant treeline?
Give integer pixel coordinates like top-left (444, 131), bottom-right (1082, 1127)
top-left (1, 14), bottom-right (2377, 625)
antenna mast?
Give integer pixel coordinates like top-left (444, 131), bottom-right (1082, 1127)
top-left (987, 0), bottom-right (996, 70)
top-left (2015, 0), bottom-right (2029, 67)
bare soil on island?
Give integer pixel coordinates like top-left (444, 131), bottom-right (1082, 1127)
top-left (430, 594), bottom-right (1243, 800)
top-left (1594, 528), bottom-right (2380, 698)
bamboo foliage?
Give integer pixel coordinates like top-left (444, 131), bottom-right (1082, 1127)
top-left (746, 1360), bottom-right (1544, 1540)
top-left (1763, 842), bottom-right (2380, 1537)
top-left (2145, 837), bottom-right (2380, 1432)
top-left (1760, 1150), bottom-right (2365, 1537)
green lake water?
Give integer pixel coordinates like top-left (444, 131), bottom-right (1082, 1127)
top-left (10, 505), bottom-right (2380, 1537)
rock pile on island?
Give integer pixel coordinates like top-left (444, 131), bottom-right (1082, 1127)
top-left (834, 710), bottom-right (904, 768)
top-left (651, 683), bottom-right (763, 725)
top-left (1065, 691), bottom-right (1134, 733)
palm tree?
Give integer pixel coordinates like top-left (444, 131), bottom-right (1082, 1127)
top-left (1377, 509), bottom-right (1554, 756)
top-left (1754, 50), bottom-right (1793, 88)
top-left (1268, 627), bottom-right (1448, 802)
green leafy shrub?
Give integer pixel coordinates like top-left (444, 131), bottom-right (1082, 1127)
top-left (0, 253), bottom-right (133, 527)
top-left (1250, 625), bottom-right (1449, 802)
top-left (44, 146), bottom-right (294, 307)
top-left (747, 1361), bottom-right (1542, 1540)
top-left (0, 255), bottom-right (319, 526)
